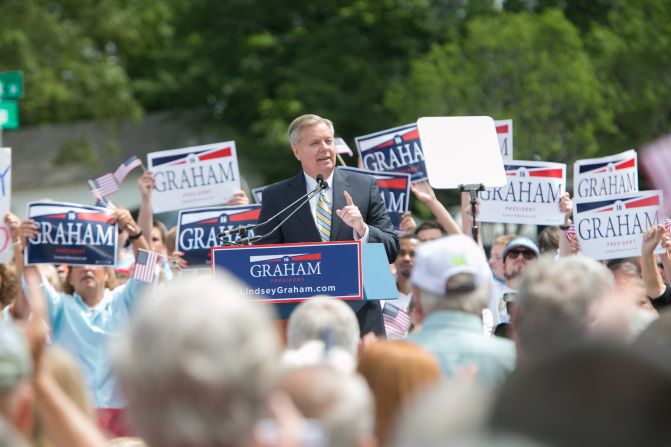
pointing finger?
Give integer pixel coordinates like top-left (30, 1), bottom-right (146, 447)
top-left (344, 191), bottom-right (354, 206)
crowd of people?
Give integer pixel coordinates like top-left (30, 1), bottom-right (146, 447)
top-left (0, 114), bottom-right (671, 447)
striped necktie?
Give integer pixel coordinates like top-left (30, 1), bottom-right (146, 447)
top-left (316, 189), bottom-right (332, 242)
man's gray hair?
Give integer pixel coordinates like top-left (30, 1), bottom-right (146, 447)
top-left (287, 296), bottom-right (360, 357)
top-left (418, 273), bottom-right (490, 316)
top-left (113, 276), bottom-right (279, 447)
top-left (287, 114), bottom-right (334, 146)
top-left (278, 365), bottom-right (374, 447)
top-left (514, 255), bottom-right (615, 365)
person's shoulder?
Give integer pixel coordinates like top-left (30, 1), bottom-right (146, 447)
top-left (336, 168), bottom-right (375, 185)
top-left (262, 174), bottom-right (300, 195)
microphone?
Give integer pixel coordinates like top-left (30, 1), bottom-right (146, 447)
top-left (217, 223), bottom-right (257, 240)
top-left (316, 174), bottom-right (328, 190)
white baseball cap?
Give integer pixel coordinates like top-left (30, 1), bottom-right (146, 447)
top-left (411, 234), bottom-right (491, 295)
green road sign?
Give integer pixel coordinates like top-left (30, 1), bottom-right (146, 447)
top-left (0, 101), bottom-right (18, 129)
top-left (0, 71), bottom-right (24, 100)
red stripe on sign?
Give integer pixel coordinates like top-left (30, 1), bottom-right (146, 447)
top-left (197, 218), bottom-right (218, 224)
top-left (626, 196), bottom-right (660, 209)
top-left (615, 159), bottom-right (635, 170)
top-left (230, 209), bottom-right (261, 221)
top-left (496, 124), bottom-right (509, 134)
top-left (77, 213), bottom-right (112, 223)
top-left (377, 178), bottom-right (407, 189)
top-left (403, 129), bottom-right (419, 141)
top-left (291, 254), bottom-right (321, 261)
top-left (529, 169), bottom-right (563, 179)
top-left (45, 214), bottom-right (67, 219)
top-left (199, 147), bottom-right (232, 161)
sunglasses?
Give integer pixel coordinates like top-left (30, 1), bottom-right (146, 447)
top-left (507, 250), bottom-right (537, 260)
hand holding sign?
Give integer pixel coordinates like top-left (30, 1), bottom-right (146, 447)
top-left (559, 192), bottom-right (573, 219)
top-left (336, 191), bottom-right (367, 238)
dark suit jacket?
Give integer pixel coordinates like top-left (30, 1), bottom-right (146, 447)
top-left (257, 168), bottom-right (399, 335)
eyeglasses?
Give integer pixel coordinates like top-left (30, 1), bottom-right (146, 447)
top-left (507, 250), bottom-right (536, 260)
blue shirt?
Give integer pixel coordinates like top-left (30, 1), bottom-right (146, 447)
top-left (407, 310), bottom-right (516, 388)
top-left (41, 277), bottom-right (145, 408)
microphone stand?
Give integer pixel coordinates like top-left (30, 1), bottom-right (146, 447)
top-left (216, 179), bottom-right (325, 244)
top-left (241, 183), bottom-right (326, 245)
top-left (458, 183), bottom-right (485, 243)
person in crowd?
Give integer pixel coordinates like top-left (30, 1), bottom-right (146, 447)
top-left (0, 322), bottom-right (34, 440)
top-left (489, 346), bottom-right (671, 447)
top-left (491, 236), bottom-right (540, 326)
top-left (513, 256), bottom-right (614, 366)
top-left (536, 226), bottom-right (559, 255)
top-left (485, 234), bottom-right (515, 327)
top-left (640, 225), bottom-right (671, 310)
top-left (113, 275), bottom-right (279, 447)
top-left (15, 208), bottom-right (149, 436)
top-left (406, 234), bottom-right (515, 387)
top-left (257, 114), bottom-right (399, 336)
top-left (413, 221), bottom-right (446, 243)
top-left (632, 309), bottom-right (671, 374)
top-left (284, 296), bottom-right (360, 372)
top-left (357, 341), bottom-right (441, 446)
top-left (276, 365), bottom-right (376, 447)
top-left (382, 234), bottom-right (419, 339)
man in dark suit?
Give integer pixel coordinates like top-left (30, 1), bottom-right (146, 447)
top-left (257, 114), bottom-right (399, 336)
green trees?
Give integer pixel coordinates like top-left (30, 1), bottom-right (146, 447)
top-left (385, 9), bottom-right (614, 162)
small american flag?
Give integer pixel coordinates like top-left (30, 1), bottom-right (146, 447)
top-left (91, 173), bottom-right (120, 198)
top-left (383, 303), bottom-right (412, 339)
top-left (114, 156), bottom-right (143, 184)
top-left (334, 137), bottom-right (353, 157)
top-left (565, 224), bottom-right (577, 242)
top-left (665, 217), bottom-right (671, 236)
top-left (133, 249), bottom-right (158, 283)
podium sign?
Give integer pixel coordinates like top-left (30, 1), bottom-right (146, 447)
top-left (211, 241), bottom-right (363, 303)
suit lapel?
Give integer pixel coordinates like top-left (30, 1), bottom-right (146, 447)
top-left (287, 171), bottom-right (321, 241)
top-left (330, 168), bottom-right (352, 240)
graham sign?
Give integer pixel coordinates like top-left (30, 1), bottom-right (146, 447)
top-left (147, 141), bottom-right (241, 213)
top-left (355, 123), bottom-right (428, 183)
top-left (212, 241), bottom-right (363, 303)
top-left (478, 160), bottom-right (566, 225)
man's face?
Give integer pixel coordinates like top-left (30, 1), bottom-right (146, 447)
top-left (68, 266), bottom-right (108, 295)
top-left (395, 238), bottom-right (419, 278)
top-left (504, 248), bottom-right (537, 281)
top-left (489, 243), bottom-right (505, 281)
top-left (291, 122), bottom-right (336, 180)
top-left (416, 228), bottom-right (443, 243)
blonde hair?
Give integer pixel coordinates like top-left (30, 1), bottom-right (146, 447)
top-left (287, 114), bottom-right (334, 145)
top-left (357, 341), bottom-right (441, 446)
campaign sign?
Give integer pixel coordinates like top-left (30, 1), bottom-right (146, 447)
top-left (147, 141), bottom-right (241, 213)
top-left (495, 119), bottom-right (513, 161)
top-left (574, 150), bottom-right (638, 200)
top-left (177, 205), bottom-right (261, 267)
top-left (574, 190), bottom-right (664, 260)
top-left (478, 160), bottom-right (566, 225)
top-left (252, 186), bottom-right (266, 204)
top-left (26, 202), bottom-right (117, 266)
top-left (212, 241), bottom-right (363, 303)
top-left (355, 123), bottom-right (428, 182)
top-left (0, 149), bottom-right (11, 263)
top-left (339, 167), bottom-right (411, 231)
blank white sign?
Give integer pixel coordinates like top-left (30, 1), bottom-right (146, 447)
top-left (417, 116), bottom-right (506, 189)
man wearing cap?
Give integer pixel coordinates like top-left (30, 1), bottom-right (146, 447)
top-left (406, 235), bottom-right (516, 387)
top-left (494, 237), bottom-right (540, 324)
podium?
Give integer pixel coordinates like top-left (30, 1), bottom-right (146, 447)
top-left (211, 241), bottom-right (397, 319)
